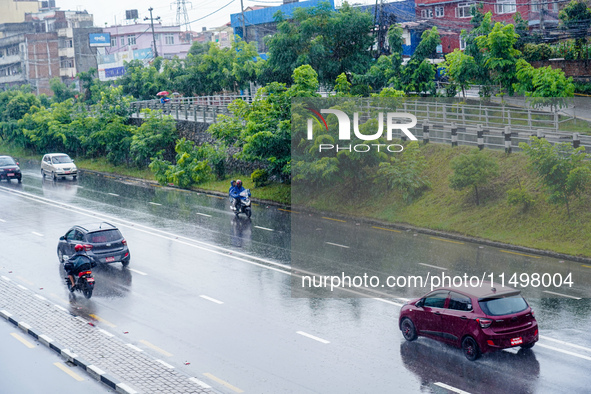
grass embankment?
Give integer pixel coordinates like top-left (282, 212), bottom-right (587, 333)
top-left (293, 144), bottom-right (591, 258)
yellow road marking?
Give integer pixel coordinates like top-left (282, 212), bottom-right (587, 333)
top-left (15, 276), bottom-right (34, 286)
top-left (582, 265), bottom-right (591, 269)
top-left (252, 203), bottom-right (259, 206)
top-left (213, 196), bottom-right (225, 199)
top-left (500, 250), bottom-right (541, 259)
top-left (278, 208), bottom-right (300, 213)
top-left (322, 217), bottom-right (346, 223)
top-left (54, 362), bottom-right (84, 381)
top-left (203, 373), bottom-right (244, 393)
top-left (10, 332), bottom-right (35, 348)
top-left (89, 314), bottom-right (116, 328)
top-left (429, 236), bottom-right (464, 245)
top-left (372, 226), bottom-right (402, 233)
top-left (139, 339), bottom-right (173, 357)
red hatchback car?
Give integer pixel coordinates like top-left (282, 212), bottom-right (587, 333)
top-left (399, 283), bottom-right (538, 360)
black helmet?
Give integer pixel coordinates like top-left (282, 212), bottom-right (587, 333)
top-left (236, 180), bottom-right (242, 187)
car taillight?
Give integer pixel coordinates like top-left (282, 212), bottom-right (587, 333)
top-left (122, 239), bottom-right (127, 245)
top-left (476, 318), bottom-right (493, 328)
top-left (487, 340), bottom-right (495, 346)
top-left (531, 310), bottom-right (535, 318)
top-left (124, 252), bottom-right (129, 257)
top-left (83, 244), bottom-right (93, 251)
top-left (534, 329), bottom-right (538, 337)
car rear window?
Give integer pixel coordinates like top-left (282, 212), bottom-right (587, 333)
top-left (87, 229), bottom-right (122, 243)
top-left (478, 294), bottom-right (528, 316)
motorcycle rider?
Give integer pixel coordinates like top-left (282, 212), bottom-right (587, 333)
top-left (64, 244), bottom-right (96, 291)
top-left (229, 179), bottom-right (250, 210)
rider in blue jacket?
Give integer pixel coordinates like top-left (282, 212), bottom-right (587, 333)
top-left (229, 180), bottom-right (250, 210)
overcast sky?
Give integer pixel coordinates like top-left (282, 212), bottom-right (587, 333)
top-left (55, 0), bottom-right (375, 32)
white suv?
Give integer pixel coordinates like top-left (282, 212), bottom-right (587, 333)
top-left (41, 153), bottom-right (78, 180)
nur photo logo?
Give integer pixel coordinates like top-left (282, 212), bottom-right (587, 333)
top-left (305, 107), bottom-right (418, 153)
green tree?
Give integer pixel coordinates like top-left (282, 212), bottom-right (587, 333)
top-left (150, 138), bottom-right (214, 188)
top-left (520, 137), bottom-right (591, 217)
top-left (444, 49), bottom-right (478, 98)
top-left (449, 150), bottom-right (499, 205)
top-left (118, 60), bottom-right (166, 100)
top-left (130, 109), bottom-right (178, 167)
top-left (399, 27), bottom-right (440, 95)
top-left (49, 77), bottom-right (77, 102)
top-left (374, 141), bottom-right (430, 202)
top-left (264, 2), bottom-right (375, 87)
top-left (514, 59), bottom-right (575, 110)
top-left (462, 8), bottom-right (494, 96)
top-left (475, 21), bottom-right (521, 95)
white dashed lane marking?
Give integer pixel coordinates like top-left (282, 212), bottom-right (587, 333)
top-left (419, 262), bottom-right (447, 270)
top-left (325, 242), bottom-right (349, 249)
top-left (200, 295), bottom-right (224, 305)
top-left (296, 331), bottom-right (330, 344)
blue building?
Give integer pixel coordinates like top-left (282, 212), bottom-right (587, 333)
top-left (230, 0), bottom-right (335, 53)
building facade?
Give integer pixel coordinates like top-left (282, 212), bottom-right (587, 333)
top-left (98, 23), bottom-right (193, 81)
top-left (0, 0), bottom-right (40, 25)
top-left (0, 9), bottom-right (100, 95)
top-left (415, 0), bottom-right (559, 53)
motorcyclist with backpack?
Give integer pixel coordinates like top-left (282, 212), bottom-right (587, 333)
top-left (64, 244), bottom-right (96, 291)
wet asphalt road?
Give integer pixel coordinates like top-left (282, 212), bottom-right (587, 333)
top-left (0, 161), bottom-right (590, 393)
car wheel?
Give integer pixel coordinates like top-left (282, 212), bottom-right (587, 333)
top-left (17, 177), bottom-right (21, 183)
top-left (52, 171), bottom-right (57, 181)
top-left (122, 259), bottom-right (130, 267)
top-left (462, 336), bottom-right (481, 361)
top-left (57, 248), bottom-right (65, 264)
top-left (401, 318), bottom-right (418, 341)
top-left (73, 175), bottom-right (77, 180)
top-left (41, 169), bottom-right (45, 178)
top-left (520, 342), bottom-right (535, 350)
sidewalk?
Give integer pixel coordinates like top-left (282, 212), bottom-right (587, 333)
top-left (0, 275), bottom-right (214, 394)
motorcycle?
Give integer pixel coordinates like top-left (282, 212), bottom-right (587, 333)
top-left (232, 189), bottom-right (252, 218)
top-left (65, 261), bottom-right (95, 299)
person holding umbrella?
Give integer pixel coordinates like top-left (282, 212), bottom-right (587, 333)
top-left (157, 91), bottom-right (171, 104)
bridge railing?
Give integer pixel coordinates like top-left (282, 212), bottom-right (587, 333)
top-left (129, 94), bottom-right (253, 123)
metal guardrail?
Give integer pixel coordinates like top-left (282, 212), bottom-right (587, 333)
top-left (128, 95), bottom-right (590, 151)
top-left (129, 94), bottom-right (252, 123)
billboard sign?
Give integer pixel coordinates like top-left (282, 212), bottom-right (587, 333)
top-left (89, 33), bottom-right (111, 47)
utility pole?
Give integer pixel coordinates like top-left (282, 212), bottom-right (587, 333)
top-left (240, 0), bottom-right (247, 42)
top-left (144, 7), bottom-right (160, 58)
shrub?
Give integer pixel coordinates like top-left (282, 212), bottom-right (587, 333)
top-left (507, 188), bottom-right (535, 211)
top-left (522, 43), bottom-right (553, 62)
top-left (251, 169), bottom-right (269, 187)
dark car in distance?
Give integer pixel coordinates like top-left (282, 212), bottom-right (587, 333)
top-left (57, 222), bottom-right (130, 267)
top-left (0, 156), bottom-right (22, 183)
top-left (399, 283), bottom-right (538, 360)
